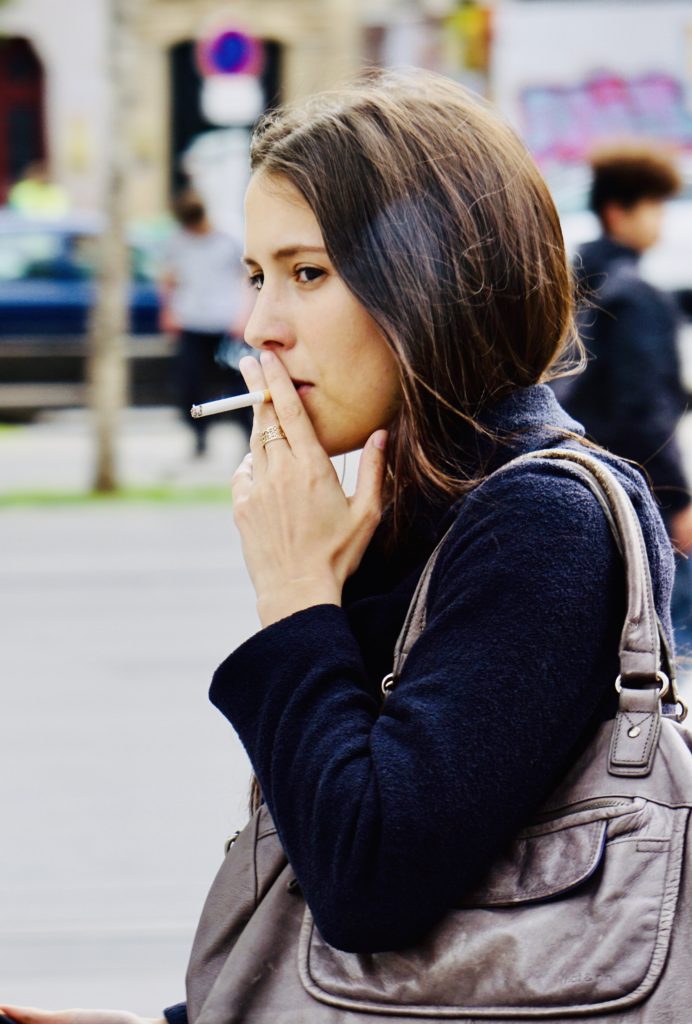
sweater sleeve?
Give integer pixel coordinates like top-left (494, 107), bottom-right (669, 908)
top-left (209, 465), bottom-right (627, 953)
top-left (163, 1003), bottom-right (188, 1024)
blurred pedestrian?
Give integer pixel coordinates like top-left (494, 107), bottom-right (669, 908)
top-left (557, 145), bottom-right (692, 648)
top-left (159, 190), bottom-right (251, 457)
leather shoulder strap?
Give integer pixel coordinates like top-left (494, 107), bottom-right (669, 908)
top-left (389, 449), bottom-right (679, 722)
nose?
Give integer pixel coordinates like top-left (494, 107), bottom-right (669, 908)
top-left (244, 288), bottom-right (296, 354)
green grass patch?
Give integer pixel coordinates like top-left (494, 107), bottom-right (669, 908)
top-left (0, 484), bottom-right (230, 508)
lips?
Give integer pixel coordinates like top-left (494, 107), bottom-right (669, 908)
top-left (291, 378), bottom-right (314, 396)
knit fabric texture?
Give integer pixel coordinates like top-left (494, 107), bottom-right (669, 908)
top-left (207, 384), bottom-right (674, 954)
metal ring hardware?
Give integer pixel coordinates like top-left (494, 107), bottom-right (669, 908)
top-left (224, 830), bottom-right (241, 854)
top-left (614, 670), bottom-right (670, 700)
top-left (381, 672), bottom-right (396, 697)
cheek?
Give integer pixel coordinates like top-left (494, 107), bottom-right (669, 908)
top-left (348, 356), bottom-right (401, 442)
top-left (370, 341), bottom-right (402, 410)
top-left (317, 344), bottom-right (400, 454)
top-left (316, 291), bottom-right (401, 421)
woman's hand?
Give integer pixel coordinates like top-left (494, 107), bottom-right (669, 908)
top-left (232, 351), bottom-right (388, 627)
top-left (0, 1008), bottom-right (163, 1024)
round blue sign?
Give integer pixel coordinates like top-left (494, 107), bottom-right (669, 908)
top-left (198, 28), bottom-right (263, 77)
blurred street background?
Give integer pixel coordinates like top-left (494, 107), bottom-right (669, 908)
top-left (2, 0), bottom-right (692, 1016)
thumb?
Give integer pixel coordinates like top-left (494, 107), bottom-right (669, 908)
top-left (352, 430), bottom-right (388, 523)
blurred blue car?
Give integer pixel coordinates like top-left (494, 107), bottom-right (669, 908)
top-left (0, 211), bottom-right (161, 337)
top-left (0, 212), bottom-right (171, 418)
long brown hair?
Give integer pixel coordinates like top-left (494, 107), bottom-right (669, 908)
top-left (250, 68), bottom-right (579, 539)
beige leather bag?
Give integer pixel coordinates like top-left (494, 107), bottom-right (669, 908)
top-left (186, 450), bottom-right (692, 1022)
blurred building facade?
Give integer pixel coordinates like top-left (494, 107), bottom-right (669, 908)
top-left (1, 0), bottom-right (692, 221)
top-left (0, 0), bottom-right (362, 219)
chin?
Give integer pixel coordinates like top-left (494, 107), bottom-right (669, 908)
top-left (314, 421), bottom-right (361, 458)
top-left (324, 441), bottom-right (353, 458)
top-left (322, 437), bottom-right (368, 458)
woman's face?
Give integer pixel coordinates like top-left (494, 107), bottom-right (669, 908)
top-left (242, 172), bottom-right (402, 456)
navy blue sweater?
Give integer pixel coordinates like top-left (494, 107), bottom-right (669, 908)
top-left (166, 386), bottom-right (673, 1023)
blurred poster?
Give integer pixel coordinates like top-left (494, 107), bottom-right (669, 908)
top-left (521, 72), bottom-right (692, 168)
top-left (493, 1), bottom-right (692, 183)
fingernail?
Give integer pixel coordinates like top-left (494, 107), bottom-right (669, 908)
top-left (373, 430), bottom-right (388, 450)
top-left (260, 351), bottom-right (275, 365)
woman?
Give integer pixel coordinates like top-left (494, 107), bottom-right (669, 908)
top-left (2, 69), bottom-right (675, 1024)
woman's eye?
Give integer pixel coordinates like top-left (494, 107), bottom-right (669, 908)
top-left (296, 267), bottom-right (325, 284)
top-left (247, 273), bottom-right (263, 291)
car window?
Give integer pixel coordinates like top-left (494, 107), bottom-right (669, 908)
top-left (70, 234), bottom-right (157, 283)
top-left (71, 234), bottom-right (99, 278)
top-left (129, 245), bottom-right (157, 283)
top-left (0, 230), bottom-right (157, 284)
top-left (0, 232), bottom-right (66, 282)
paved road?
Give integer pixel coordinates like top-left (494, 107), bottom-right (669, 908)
top-left (0, 500), bottom-right (257, 1016)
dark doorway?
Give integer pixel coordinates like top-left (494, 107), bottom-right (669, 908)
top-left (168, 38), bottom-right (282, 196)
top-left (0, 37), bottom-right (46, 203)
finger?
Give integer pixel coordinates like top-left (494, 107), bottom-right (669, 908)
top-left (238, 354), bottom-right (266, 403)
top-left (232, 451), bottom-right (253, 478)
top-left (0, 1008), bottom-right (68, 1024)
top-left (259, 351), bottom-right (324, 458)
top-left (350, 430), bottom-right (388, 530)
top-left (239, 357), bottom-right (289, 473)
top-left (239, 356), bottom-right (277, 432)
top-left (0, 1007), bottom-right (40, 1023)
top-left (231, 454), bottom-right (253, 504)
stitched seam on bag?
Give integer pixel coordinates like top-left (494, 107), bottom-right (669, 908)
top-left (595, 462), bottom-right (657, 669)
top-left (612, 711), bottom-right (657, 765)
top-left (484, 820), bottom-right (605, 905)
top-left (299, 813), bottom-right (690, 1018)
top-left (522, 799), bottom-right (638, 836)
top-left (612, 710), bottom-right (656, 763)
top-left (607, 834), bottom-right (670, 847)
top-left (624, 807), bottom-right (689, 1009)
top-left (252, 808), bottom-right (261, 909)
top-left (632, 482), bottom-right (657, 660)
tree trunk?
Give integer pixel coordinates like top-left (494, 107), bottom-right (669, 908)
top-left (87, 0), bottom-right (138, 493)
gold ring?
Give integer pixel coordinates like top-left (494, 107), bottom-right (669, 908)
top-left (258, 424), bottom-right (287, 447)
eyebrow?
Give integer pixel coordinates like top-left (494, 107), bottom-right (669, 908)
top-left (242, 245), bottom-right (327, 266)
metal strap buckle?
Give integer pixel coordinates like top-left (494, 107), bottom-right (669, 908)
top-left (381, 672), bottom-right (396, 697)
top-left (614, 670), bottom-right (669, 699)
top-left (224, 830), bottom-right (241, 854)
top-left (675, 695), bottom-right (689, 722)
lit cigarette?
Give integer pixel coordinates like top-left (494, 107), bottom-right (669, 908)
top-left (190, 389), bottom-right (271, 419)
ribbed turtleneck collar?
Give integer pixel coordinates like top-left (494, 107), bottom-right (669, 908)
top-left (432, 383), bottom-right (584, 529)
top-left (478, 381), bottom-right (582, 441)
top-left (347, 384), bottom-right (584, 595)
